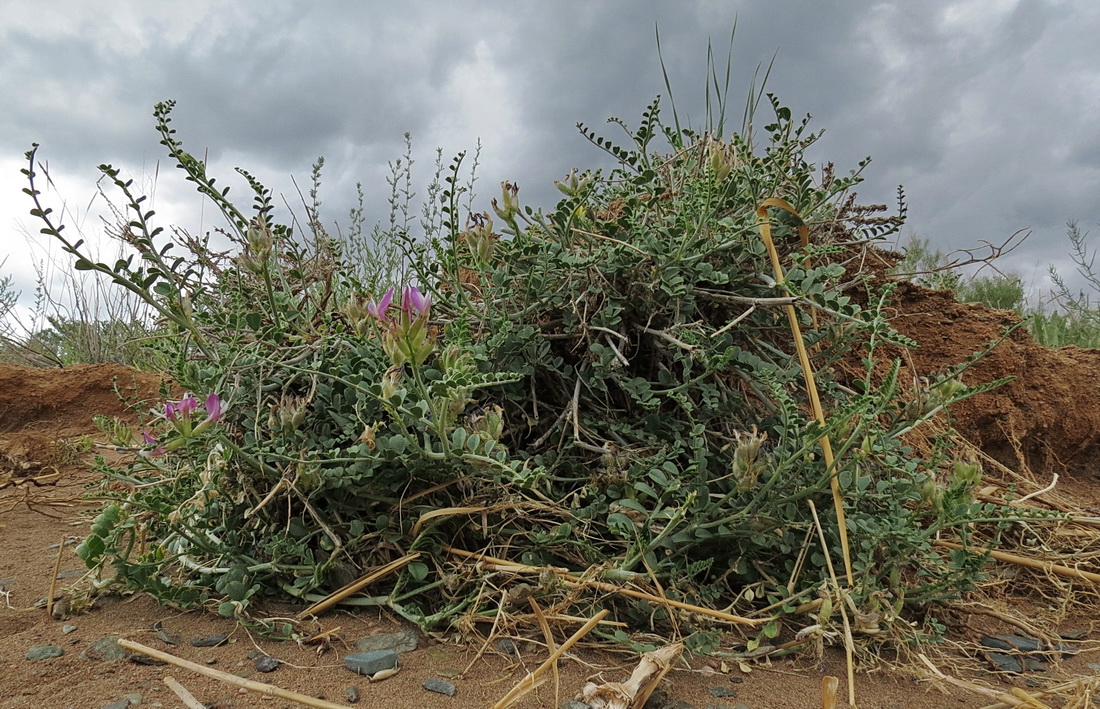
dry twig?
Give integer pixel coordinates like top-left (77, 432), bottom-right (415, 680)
top-left (119, 639), bottom-right (353, 709)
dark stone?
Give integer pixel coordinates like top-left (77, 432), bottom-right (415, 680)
top-left (129, 654), bottom-right (167, 666)
top-left (708, 687), bottom-right (738, 698)
top-left (344, 649), bottom-right (399, 677)
top-left (423, 678), bottom-right (457, 696)
top-left (155, 630), bottom-right (180, 646)
top-left (81, 637), bottom-right (128, 662)
top-left (61, 624), bottom-right (78, 634)
top-left (494, 638), bottom-right (518, 654)
top-left (356, 627), bottom-right (420, 654)
top-left (347, 686), bottom-right (360, 703)
top-left (980, 634), bottom-right (1076, 657)
top-left (26, 645), bottom-right (64, 661)
top-left (254, 655), bottom-right (280, 673)
top-left (985, 651), bottom-right (1047, 673)
top-left (190, 634), bottom-right (228, 647)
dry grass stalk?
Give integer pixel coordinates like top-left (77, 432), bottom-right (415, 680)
top-left (756, 197), bottom-right (853, 586)
top-left (822, 675), bottom-right (839, 709)
top-left (46, 534), bottom-right (65, 618)
top-left (295, 551), bottom-right (420, 619)
top-left (528, 597), bottom-right (561, 706)
top-left (119, 639), bottom-right (353, 709)
top-left (578, 642), bottom-right (683, 709)
top-left (163, 675), bottom-right (207, 709)
top-left (445, 546), bottom-right (758, 626)
top-left (491, 609), bottom-right (610, 709)
top-left (807, 500), bottom-right (857, 708)
top-left (934, 540), bottom-right (1100, 584)
top-left (917, 652), bottom-right (1052, 708)
top-left (980, 678), bottom-right (1098, 709)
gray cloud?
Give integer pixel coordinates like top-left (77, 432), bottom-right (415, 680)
top-left (3, 0), bottom-right (1099, 314)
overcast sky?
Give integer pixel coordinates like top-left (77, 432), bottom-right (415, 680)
top-left (2, 0), bottom-right (1099, 323)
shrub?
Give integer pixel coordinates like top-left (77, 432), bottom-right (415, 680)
top-left (26, 93), bottom-right (1040, 649)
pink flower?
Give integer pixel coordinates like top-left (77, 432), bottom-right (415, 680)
top-left (401, 286), bottom-right (430, 319)
top-left (204, 393), bottom-right (223, 423)
top-left (139, 430), bottom-right (166, 457)
top-left (366, 287), bottom-right (395, 323)
top-left (166, 393), bottom-right (199, 423)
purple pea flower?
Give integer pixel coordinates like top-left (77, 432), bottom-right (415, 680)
top-left (366, 287), bottom-right (395, 323)
top-left (166, 393), bottom-right (199, 423)
top-left (401, 286), bottom-right (431, 319)
top-left (204, 393), bottom-right (223, 423)
top-left (139, 430), bottom-right (166, 457)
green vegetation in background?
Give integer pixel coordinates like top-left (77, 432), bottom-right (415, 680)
top-left (894, 228), bottom-right (1100, 349)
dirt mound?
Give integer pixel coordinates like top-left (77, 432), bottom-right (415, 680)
top-left (889, 282), bottom-right (1100, 482)
top-left (0, 363), bottom-right (167, 436)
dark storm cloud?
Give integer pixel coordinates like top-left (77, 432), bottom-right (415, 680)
top-left (3, 0), bottom-right (1100, 309)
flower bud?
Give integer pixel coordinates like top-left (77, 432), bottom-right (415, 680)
top-left (731, 427), bottom-right (768, 492)
top-left (491, 181), bottom-right (520, 222)
top-left (461, 212), bottom-right (497, 265)
top-left (554, 168), bottom-right (594, 197)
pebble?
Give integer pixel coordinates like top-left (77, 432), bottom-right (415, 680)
top-left (155, 630), bottom-right (180, 645)
top-left (81, 637), bottom-right (128, 662)
top-left (121, 693), bottom-right (143, 705)
top-left (129, 654), bottom-right (166, 666)
top-left (355, 627), bottom-right (420, 654)
top-left (254, 655), bottom-right (280, 673)
top-left (99, 701), bottom-right (130, 709)
top-left (344, 649), bottom-right (399, 677)
top-left (25, 645), bottom-right (64, 661)
top-left (190, 634), bottom-right (228, 647)
top-left (62, 624), bottom-right (78, 634)
top-left (560, 701), bottom-right (590, 709)
top-left (423, 678), bottom-right (457, 697)
top-left (494, 638), bottom-right (518, 654)
top-left (347, 686), bottom-right (360, 703)
top-left (709, 687), bottom-right (738, 698)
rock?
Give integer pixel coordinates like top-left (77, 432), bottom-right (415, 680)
top-left (560, 701), bottom-right (591, 709)
top-left (130, 654), bottom-right (167, 666)
top-left (355, 627), bottom-right (420, 654)
top-left (61, 624), bottom-right (78, 634)
top-left (81, 637), bottom-right (128, 662)
top-left (100, 701), bottom-right (131, 709)
top-left (708, 687), bottom-right (738, 698)
top-left (980, 634), bottom-right (1076, 657)
top-left (155, 630), bottom-right (180, 645)
top-left (423, 678), bottom-right (457, 696)
top-left (985, 651), bottom-right (1046, 673)
top-left (494, 638), bottom-right (518, 654)
top-left (121, 693), bottom-right (143, 705)
top-left (190, 634), bottom-right (228, 647)
top-left (346, 686), bottom-right (360, 703)
top-left (644, 691), bottom-right (694, 709)
top-left (26, 645), bottom-right (64, 661)
top-left (254, 655), bottom-right (280, 673)
top-left (344, 650), bottom-right (399, 677)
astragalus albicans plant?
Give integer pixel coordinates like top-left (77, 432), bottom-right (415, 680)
top-left (25, 90), bottom-right (1044, 657)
